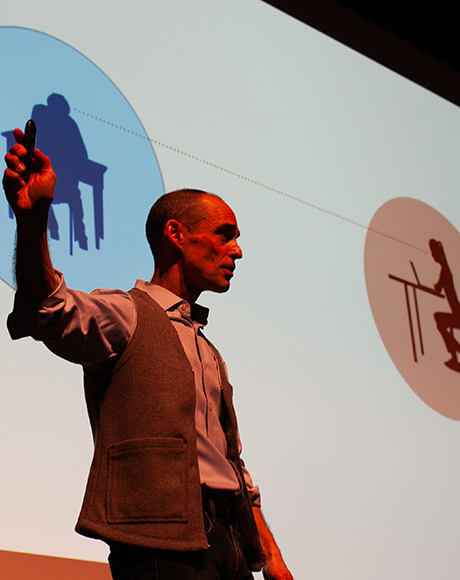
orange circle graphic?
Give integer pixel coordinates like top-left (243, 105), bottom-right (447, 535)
top-left (365, 197), bottom-right (460, 420)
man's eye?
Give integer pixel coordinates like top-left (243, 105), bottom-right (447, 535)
top-left (217, 231), bottom-right (232, 242)
top-left (216, 225), bottom-right (238, 243)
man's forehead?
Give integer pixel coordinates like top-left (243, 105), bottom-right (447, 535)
top-left (201, 194), bottom-right (238, 224)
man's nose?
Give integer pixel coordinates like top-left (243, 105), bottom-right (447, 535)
top-left (230, 240), bottom-right (243, 260)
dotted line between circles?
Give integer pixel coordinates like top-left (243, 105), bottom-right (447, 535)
top-left (73, 108), bottom-right (429, 255)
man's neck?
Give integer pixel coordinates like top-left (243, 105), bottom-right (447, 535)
top-left (150, 266), bottom-right (200, 304)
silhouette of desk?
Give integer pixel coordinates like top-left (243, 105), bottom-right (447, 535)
top-left (388, 273), bottom-right (444, 363)
top-left (2, 130), bottom-right (106, 254)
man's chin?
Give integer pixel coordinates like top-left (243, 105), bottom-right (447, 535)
top-left (208, 280), bottom-right (231, 294)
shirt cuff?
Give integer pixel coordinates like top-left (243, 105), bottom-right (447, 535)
top-left (248, 484), bottom-right (261, 508)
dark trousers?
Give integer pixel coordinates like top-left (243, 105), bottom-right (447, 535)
top-left (108, 511), bottom-right (254, 580)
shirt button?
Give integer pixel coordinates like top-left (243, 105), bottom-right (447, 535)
top-left (209, 403), bottom-right (213, 412)
top-left (180, 303), bottom-right (187, 311)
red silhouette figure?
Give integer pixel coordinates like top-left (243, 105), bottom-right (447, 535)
top-left (430, 238), bottom-right (460, 372)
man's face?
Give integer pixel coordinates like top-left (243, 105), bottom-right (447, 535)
top-left (181, 195), bottom-right (243, 298)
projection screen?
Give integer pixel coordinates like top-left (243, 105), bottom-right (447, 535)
top-left (1, 2), bottom-right (460, 579)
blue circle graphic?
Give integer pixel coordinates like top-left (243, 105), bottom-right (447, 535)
top-left (0, 27), bottom-right (164, 292)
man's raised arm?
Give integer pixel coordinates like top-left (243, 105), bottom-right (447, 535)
top-left (3, 128), bottom-right (57, 301)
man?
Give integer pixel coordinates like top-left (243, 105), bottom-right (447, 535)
top-left (3, 128), bottom-right (294, 580)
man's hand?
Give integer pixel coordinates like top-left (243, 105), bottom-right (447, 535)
top-left (262, 556), bottom-right (295, 580)
top-left (3, 127), bottom-right (58, 301)
top-left (253, 507), bottom-right (295, 580)
top-left (3, 128), bottom-right (56, 219)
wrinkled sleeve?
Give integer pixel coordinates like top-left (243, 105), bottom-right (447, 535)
top-left (238, 436), bottom-right (261, 508)
top-left (221, 354), bottom-right (261, 508)
top-left (243, 467), bottom-right (261, 508)
top-left (7, 270), bottom-right (136, 369)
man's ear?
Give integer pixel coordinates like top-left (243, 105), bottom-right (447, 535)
top-left (164, 219), bottom-right (186, 251)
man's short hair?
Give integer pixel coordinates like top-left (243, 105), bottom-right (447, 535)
top-left (146, 188), bottom-right (220, 257)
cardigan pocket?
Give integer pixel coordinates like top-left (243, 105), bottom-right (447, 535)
top-left (107, 437), bottom-right (188, 523)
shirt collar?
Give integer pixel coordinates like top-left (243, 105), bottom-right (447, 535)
top-left (134, 280), bottom-right (209, 325)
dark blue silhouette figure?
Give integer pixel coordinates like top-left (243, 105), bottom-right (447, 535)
top-left (2, 94), bottom-right (107, 255)
top-left (33, 94), bottom-right (89, 250)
